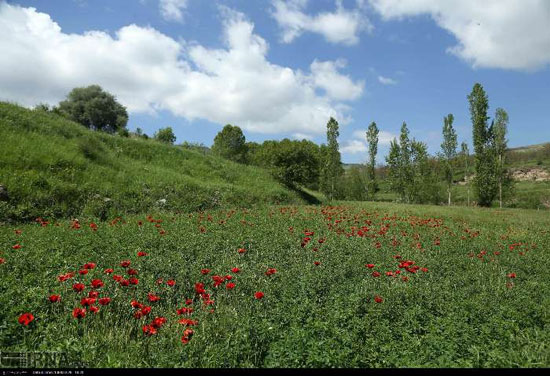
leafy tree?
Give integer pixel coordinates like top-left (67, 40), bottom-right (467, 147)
top-left (468, 83), bottom-right (497, 207)
top-left (366, 121), bottom-right (379, 200)
top-left (154, 127), bottom-right (176, 144)
top-left (461, 142), bottom-right (471, 206)
top-left (386, 139), bottom-right (404, 201)
top-left (441, 114), bottom-right (458, 205)
top-left (399, 122), bottom-right (413, 202)
top-left (212, 124), bottom-right (248, 164)
top-left (319, 117), bottom-right (344, 200)
top-left (493, 108), bottom-right (514, 208)
top-left (410, 140), bottom-right (441, 204)
top-left (58, 85), bottom-right (128, 132)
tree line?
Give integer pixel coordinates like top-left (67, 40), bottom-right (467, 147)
top-left (45, 83), bottom-right (516, 208)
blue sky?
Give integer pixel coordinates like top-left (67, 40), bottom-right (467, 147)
top-left (1, 0), bottom-right (549, 163)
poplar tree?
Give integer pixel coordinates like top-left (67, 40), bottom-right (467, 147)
top-left (320, 117), bottom-right (343, 200)
top-left (386, 139), bottom-right (404, 201)
top-left (399, 122), bottom-right (412, 203)
top-left (366, 121), bottom-right (379, 200)
top-left (441, 114), bottom-right (458, 205)
top-left (468, 83), bottom-right (497, 207)
top-left (493, 108), bottom-right (513, 208)
top-left (461, 142), bottom-right (471, 206)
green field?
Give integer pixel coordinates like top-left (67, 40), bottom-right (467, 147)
top-left (1, 202), bottom-right (549, 367)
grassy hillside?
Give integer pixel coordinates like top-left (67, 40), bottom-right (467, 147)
top-left (0, 102), bottom-right (304, 222)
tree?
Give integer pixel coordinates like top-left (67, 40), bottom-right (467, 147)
top-left (212, 124), bottom-right (248, 164)
top-left (410, 140), bottom-right (441, 204)
top-left (386, 139), bottom-right (404, 201)
top-left (493, 108), bottom-right (513, 208)
top-left (441, 114), bottom-right (458, 205)
top-left (461, 142), bottom-right (471, 206)
top-left (468, 83), bottom-right (497, 207)
top-left (270, 139), bottom-right (320, 187)
top-left (154, 127), bottom-right (176, 144)
top-left (399, 122), bottom-right (413, 203)
top-left (58, 85), bottom-right (128, 132)
top-left (319, 117), bottom-right (344, 200)
top-left (366, 122), bottom-right (379, 200)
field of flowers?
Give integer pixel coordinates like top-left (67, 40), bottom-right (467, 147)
top-left (1, 203), bottom-right (549, 368)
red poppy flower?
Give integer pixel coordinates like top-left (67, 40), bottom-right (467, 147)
top-left (89, 305), bottom-right (99, 314)
top-left (507, 273), bottom-right (516, 278)
top-left (80, 297), bottom-right (96, 307)
top-left (134, 311), bottom-right (143, 319)
top-left (151, 316), bottom-right (167, 329)
top-left (226, 282), bottom-right (236, 290)
top-left (148, 293), bottom-right (160, 303)
top-left (166, 279), bottom-right (176, 287)
top-left (120, 279), bottom-right (130, 287)
top-left (137, 251), bottom-right (147, 257)
top-left (88, 290), bottom-right (99, 298)
top-left (141, 306), bottom-right (152, 316)
top-left (185, 298), bottom-right (193, 305)
top-left (194, 283), bottom-right (205, 294)
top-left (225, 275), bottom-right (233, 280)
top-left (78, 269), bottom-right (88, 275)
top-left (131, 300), bottom-right (143, 309)
top-left (201, 269), bottom-right (211, 275)
top-left (212, 275), bottom-right (225, 287)
top-left (142, 325), bottom-right (157, 336)
top-left (18, 313), bottom-right (34, 326)
top-left (402, 276), bottom-right (409, 282)
top-left (15, 229), bottom-right (22, 235)
top-left (120, 260), bottom-right (131, 268)
top-left (374, 295), bottom-right (383, 303)
top-left (129, 277), bottom-right (139, 285)
top-left (112, 275), bottom-right (123, 282)
top-left (178, 318), bottom-right (198, 326)
top-left (72, 308), bottom-right (86, 319)
top-left (91, 279), bottom-right (104, 289)
top-left (254, 291), bottom-right (265, 300)
top-left (371, 272), bottom-right (381, 278)
top-left (49, 294), bottom-right (61, 303)
top-left (98, 297), bottom-right (111, 306)
top-left (421, 267), bottom-right (428, 273)
top-left (0, 258), bottom-right (4, 265)
top-left (366, 264), bottom-right (375, 269)
top-left (177, 307), bottom-right (193, 315)
top-left (314, 261), bottom-right (321, 266)
top-left (183, 328), bottom-right (194, 337)
top-left (104, 268), bottom-right (114, 274)
top-left (83, 262), bottom-right (96, 270)
top-left (231, 267), bottom-right (240, 273)
top-left (72, 283), bottom-right (85, 292)
top-left (137, 221), bottom-right (143, 226)
top-left (265, 268), bottom-right (277, 276)
top-left (238, 248), bottom-right (247, 254)
top-left (127, 268), bottom-right (138, 276)
top-left (12, 244), bottom-right (21, 250)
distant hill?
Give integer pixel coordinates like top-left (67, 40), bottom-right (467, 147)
top-left (0, 102), bottom-right (304, 222)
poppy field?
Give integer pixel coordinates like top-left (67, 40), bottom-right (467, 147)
top-left (1, 202), bottom-right (549, 368)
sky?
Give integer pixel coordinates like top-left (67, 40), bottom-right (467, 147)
top-left (1, 0), bottom-right (549, 164)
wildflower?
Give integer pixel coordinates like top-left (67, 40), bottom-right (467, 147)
top-left (0, 258), bottom-right (4, 264)
top-left (151, 317), bottom-right (167, 329)
top-left (185, 298), bottom-right (193, 305)
top-left (226, 282), bottom-right (236, 290)
top-left (72, 283), bottom-right (85, 292)
top-left (98, 297), bottom-right (111, 306)
top-left (72, 308), bottom-right (86, 319)
top-left (254, 291), bottom-right (265, 300)
top-left (91, 279), bottom-right (104, 289)
top-left (374, 295), bottom-right (383, 303)
top-left (129, 277), bottom-right (139, 285)
top-left (366, 264), bottom-right (375, 269)
top-left (225, 275), bottom-right (233, 280)
top-left (83, 262), bottom-right (96, 270)
top-left (131, 300), bottom-right (143, 309)
top-left (167, 280), bottom-right (176, 287)
top-left (18, 313), bottom-right (34, 326)
top-left (137, 251), bottom-right (147, 257)
top-left (148, 293), bottom-right (160, 303)
top-left (12, 244), bottom-right (21, 250)
top-left (201, 269), bottom-right (211, 275)
top-left (127, 269), bottom-right (138, 276)
top-left (112, 275), bottom-right (123, 282)
top-left (314, 261), bottom-right (321, 266)
top-left (421, 267), bottom-right (429, 273)
top-left (80, 297), bottom-right (96, 307)
top-left (142, 325), bottom-right (157, 336)
top-left (507, 273), bottom-right (516, 278)
top-left (178, 318), bottom-right (198, 326)
top-left (49, 295), bottom-right (61, 303)
top-left (120, 280), bottom-right (130, 287)
top-left (194, 283), bottom-right (205, 295)
top-left (89, 305), bottom-right (99, 314)
top-left (231, 267), bottom-right (240, 273)
top-left (371, 272), bottom-right (381, 278)
top-left (104, 268), bottom-right (114, 274)
top-left (141, 306), bottom-right (152, 316)
top-left (78, 269), bottom-right (88, 275)
top-left (120, 260), bottom-right (131, 268)
top-left (238, 248), bottom-right (247, 254)
top-left (265, 268), bottom-right (277, 276)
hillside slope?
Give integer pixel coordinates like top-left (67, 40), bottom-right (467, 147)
top-left (0, 102), bottom-right (304, 222)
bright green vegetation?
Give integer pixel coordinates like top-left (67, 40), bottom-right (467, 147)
top-left (1, 202), bottom-right (548, 367)
top-left (0, 102), bottom-right (304, 222)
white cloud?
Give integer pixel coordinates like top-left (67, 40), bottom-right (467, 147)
top-left (369, 0), bottom-right (550, 71)
top-left (271, 0), bottom-right (373, 45)
top-left (377, 75), bottom-right (397, 85)
top-left (159, 0), bottom-right (188, 22)
top-left (342, 129), bottom-right (397, 155)
top-left (0, 3), bottom-right (364, 137)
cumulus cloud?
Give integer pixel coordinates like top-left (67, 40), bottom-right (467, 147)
top-left (159, 0), bottom-right (188, 22)
top-left (377, 75), bottom-right (397, 85)
top-left (271, 0), bottom-right (373, 45)
top-left (341, 129), bottom-right (397, 154)
top-left (369, 0), bottom-right (550, 70)
top-left (0, 3), bottom-right (364, 136)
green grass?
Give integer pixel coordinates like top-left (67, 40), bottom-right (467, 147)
top-left (0, 102), bottom-right (304, 222)
top-left (1, 202), bottom-right (549, 368)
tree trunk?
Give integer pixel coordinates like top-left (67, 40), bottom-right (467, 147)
top-left (448, 187), bottom-right (451, 206)
top-left (467, 187), bottom-right (470, 207)
top-left (499, 155), bottom-right (503, 208)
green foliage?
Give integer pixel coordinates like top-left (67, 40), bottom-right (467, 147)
top-left (1, 203), bottom-right (549, 367)
top-left (366, 122), bottom-right (379, 200)
top-left (0, 102), bottom-right (303, 222)
top-left (154, 127), bottom-right (176, 145)
top-left (212, 124), bottom-right (248, 164)
top-left (468, 83), bottom-right (497, 207)
top-left (58, 85), bottom-right (128, 132)
top-left (319, 118), bottom-right (344, 200)
top-left (441, 114), bottom-right (458, 205)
